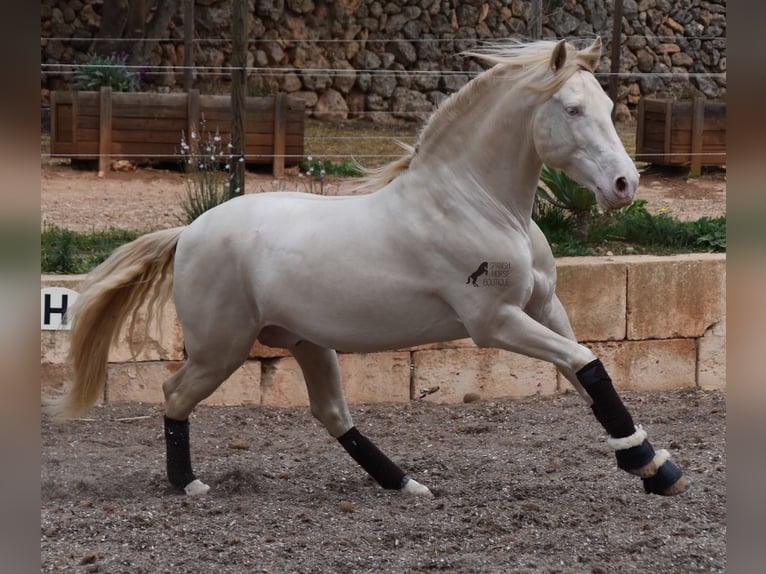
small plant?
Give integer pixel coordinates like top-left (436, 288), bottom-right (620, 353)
top-left (42, 225), bottom-right (78, 274)
top-left (298, 157), bottom-right (364, 195)
top-left (177, 124), bottom-right (233, 223)
top-left (74, 52), bottom-right (139, 92)
top-left (536, 164), bottom-right (596, 242)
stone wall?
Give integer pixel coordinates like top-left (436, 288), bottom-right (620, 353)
top-left (41, 0), bottom-right (726, 121)
top-left (41, 254), bottom-right (726, 408)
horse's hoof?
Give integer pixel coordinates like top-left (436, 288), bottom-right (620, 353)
top-left (184, 478), bottom-right (210, 496)
top-left (660, 475), bottom-right (690, 496)
top-left (641, 458), bottom-right (688, 496)
top-left (400, 477), bottom-right (434, 498)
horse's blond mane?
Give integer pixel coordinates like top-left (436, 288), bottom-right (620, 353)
top-left (356, 39), bottom-right (601, 191)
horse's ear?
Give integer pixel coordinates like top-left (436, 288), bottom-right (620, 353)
top-left (550, 39), bottom-right (568, 72)
top-left (579, 36), bottom-right (602, 72)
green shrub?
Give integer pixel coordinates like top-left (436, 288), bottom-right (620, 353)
top-left (690, 217), bottom-right (727, 251)
top-left (536, 164), bottom-right (596, 242)
top-left (533, 167), bottom-right (726, 256)
top-left (593, 200), bottom-right (727, 253)
top-left (42, 225), bottom-right (141, 274)
top-left (74, 52), bottom-right (139, 92)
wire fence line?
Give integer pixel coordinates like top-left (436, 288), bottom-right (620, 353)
top-left (41, 62), bottom-right (726, 79)
top-left (41, 34), bottom-right (727, 44)
top-left (40, 149), bottom-right (726, 163)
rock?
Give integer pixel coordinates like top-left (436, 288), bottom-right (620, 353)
top-left (111, 160), bottom-right (136, 172)
top-left (417, 37), bottom-right (441, 61)
top-left (286, 0), bottom-right (314, 14)
top-left (370, 73), bottom-right (397, 98)
top-left (391, 86), bottom-right (432, 120)
top-left (403, 20), bottom-right (421, 40)
top-left (366, 93), bottom-right (388, 112)
top-left (302, 61), bottom-right (332, 91)
top-left (332, 61), bottom-right (357, 94)
top-left (228, 438), bottom-right (250, 450)
top-left (387, 40), bottom-right (417, 66)
top-left (657, 43), bottom-right (681, 54)
top-left (693, 76), bottom-right (721, 99)
top-left (385, 13), bottom-right (408, 34)
top-left (346, 90), bottom-right (366, 117)
top-left (281, 71), bottom-right (302, 92)
top-left (664, 16), bottom-right (685, 33)
top-left (547, 9), bottom-right (580, 35)
top-left (314, 88), bottom-right (349, 121)
top-left (290, 91), bottom-right (319, 109)
top-left (256, 0), bottom-right (286, 20)
top-left (441, 73), bottom-right (470, 94)
top-left (636, 48), bottom-right (655, 73)
top-left (379, 52), bottom-right (395, 69)
top-left (623, 0), bottom-right (639, 19)
top-left (671, 52), bottom-right (694, 68)
top-left (354, 49), bottom-right (382, 70)
top-left (339, 500), bottom-right (355, 513)
top-left (412, 61), bottom-right (440, 92)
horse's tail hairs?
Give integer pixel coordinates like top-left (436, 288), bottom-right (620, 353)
top-left (46, 227), bottom-right (185, 420)
top-left (350, 140), bottom-right (417, 192)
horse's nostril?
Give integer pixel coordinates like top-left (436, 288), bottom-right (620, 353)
top-left (615, 176), bottom-right (628, 193)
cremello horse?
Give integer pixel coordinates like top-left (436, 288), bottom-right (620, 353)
top-left (53, 39), bottom-right (688, 499)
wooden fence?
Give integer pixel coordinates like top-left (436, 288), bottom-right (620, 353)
top-left (50, 87), bottom-right (305, 176)
top-left (635, 97), bottom-right (726, 176)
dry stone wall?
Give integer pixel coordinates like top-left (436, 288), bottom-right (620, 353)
top-left (41, 0), bottom-right (726, 121)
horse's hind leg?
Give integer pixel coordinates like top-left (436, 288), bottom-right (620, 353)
top-left (161, 321), bottom-right (258, 496)
top-left (537, 295), bottom-right (689, 496)
top-left (289, 339), bottom-right (433, 497)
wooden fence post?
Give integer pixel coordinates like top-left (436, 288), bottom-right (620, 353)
top-left (609, 0), bottom-right (624, 120)
top-left (183, 0), bottom-right (194, 91)
top-left (663, 100), bottom-right (673, 165)
top-left (230, 0), bottom-right (247, 197)
top-left (185, 89), bottom-right (200, 171)
top-left (273, 93), bottom-right (287, 178)
top-left (689, 96), bottom-right (705, 177)
top-left (72, 92), bottom-right (79, 152)
top-left (98, 86), bottom-right (113, 176)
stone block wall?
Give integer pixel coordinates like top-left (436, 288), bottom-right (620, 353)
top-left (41, 0), bottom-right (726, 121)
top-left (40, 253), bottom-right (726, 409)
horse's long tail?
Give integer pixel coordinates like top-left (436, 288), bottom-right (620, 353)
top-left (50, 226), bottom-right (186, 419)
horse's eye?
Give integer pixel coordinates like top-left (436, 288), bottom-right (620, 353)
top-left (566, 106), bottom-right (583, 117)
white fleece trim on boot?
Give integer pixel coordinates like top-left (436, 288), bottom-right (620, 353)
top-left (650, 449), bottom-right (671, 471)
top-left (607, 426), bottom-right (647, 451)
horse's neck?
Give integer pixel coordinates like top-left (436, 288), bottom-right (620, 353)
top-left (412, 78), bottom-right (542, 223)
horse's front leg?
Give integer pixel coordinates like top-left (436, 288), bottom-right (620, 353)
top-left (290, 339), bottom-right (433, 498)
top-left (468, 303), bottom-right (688, 496)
